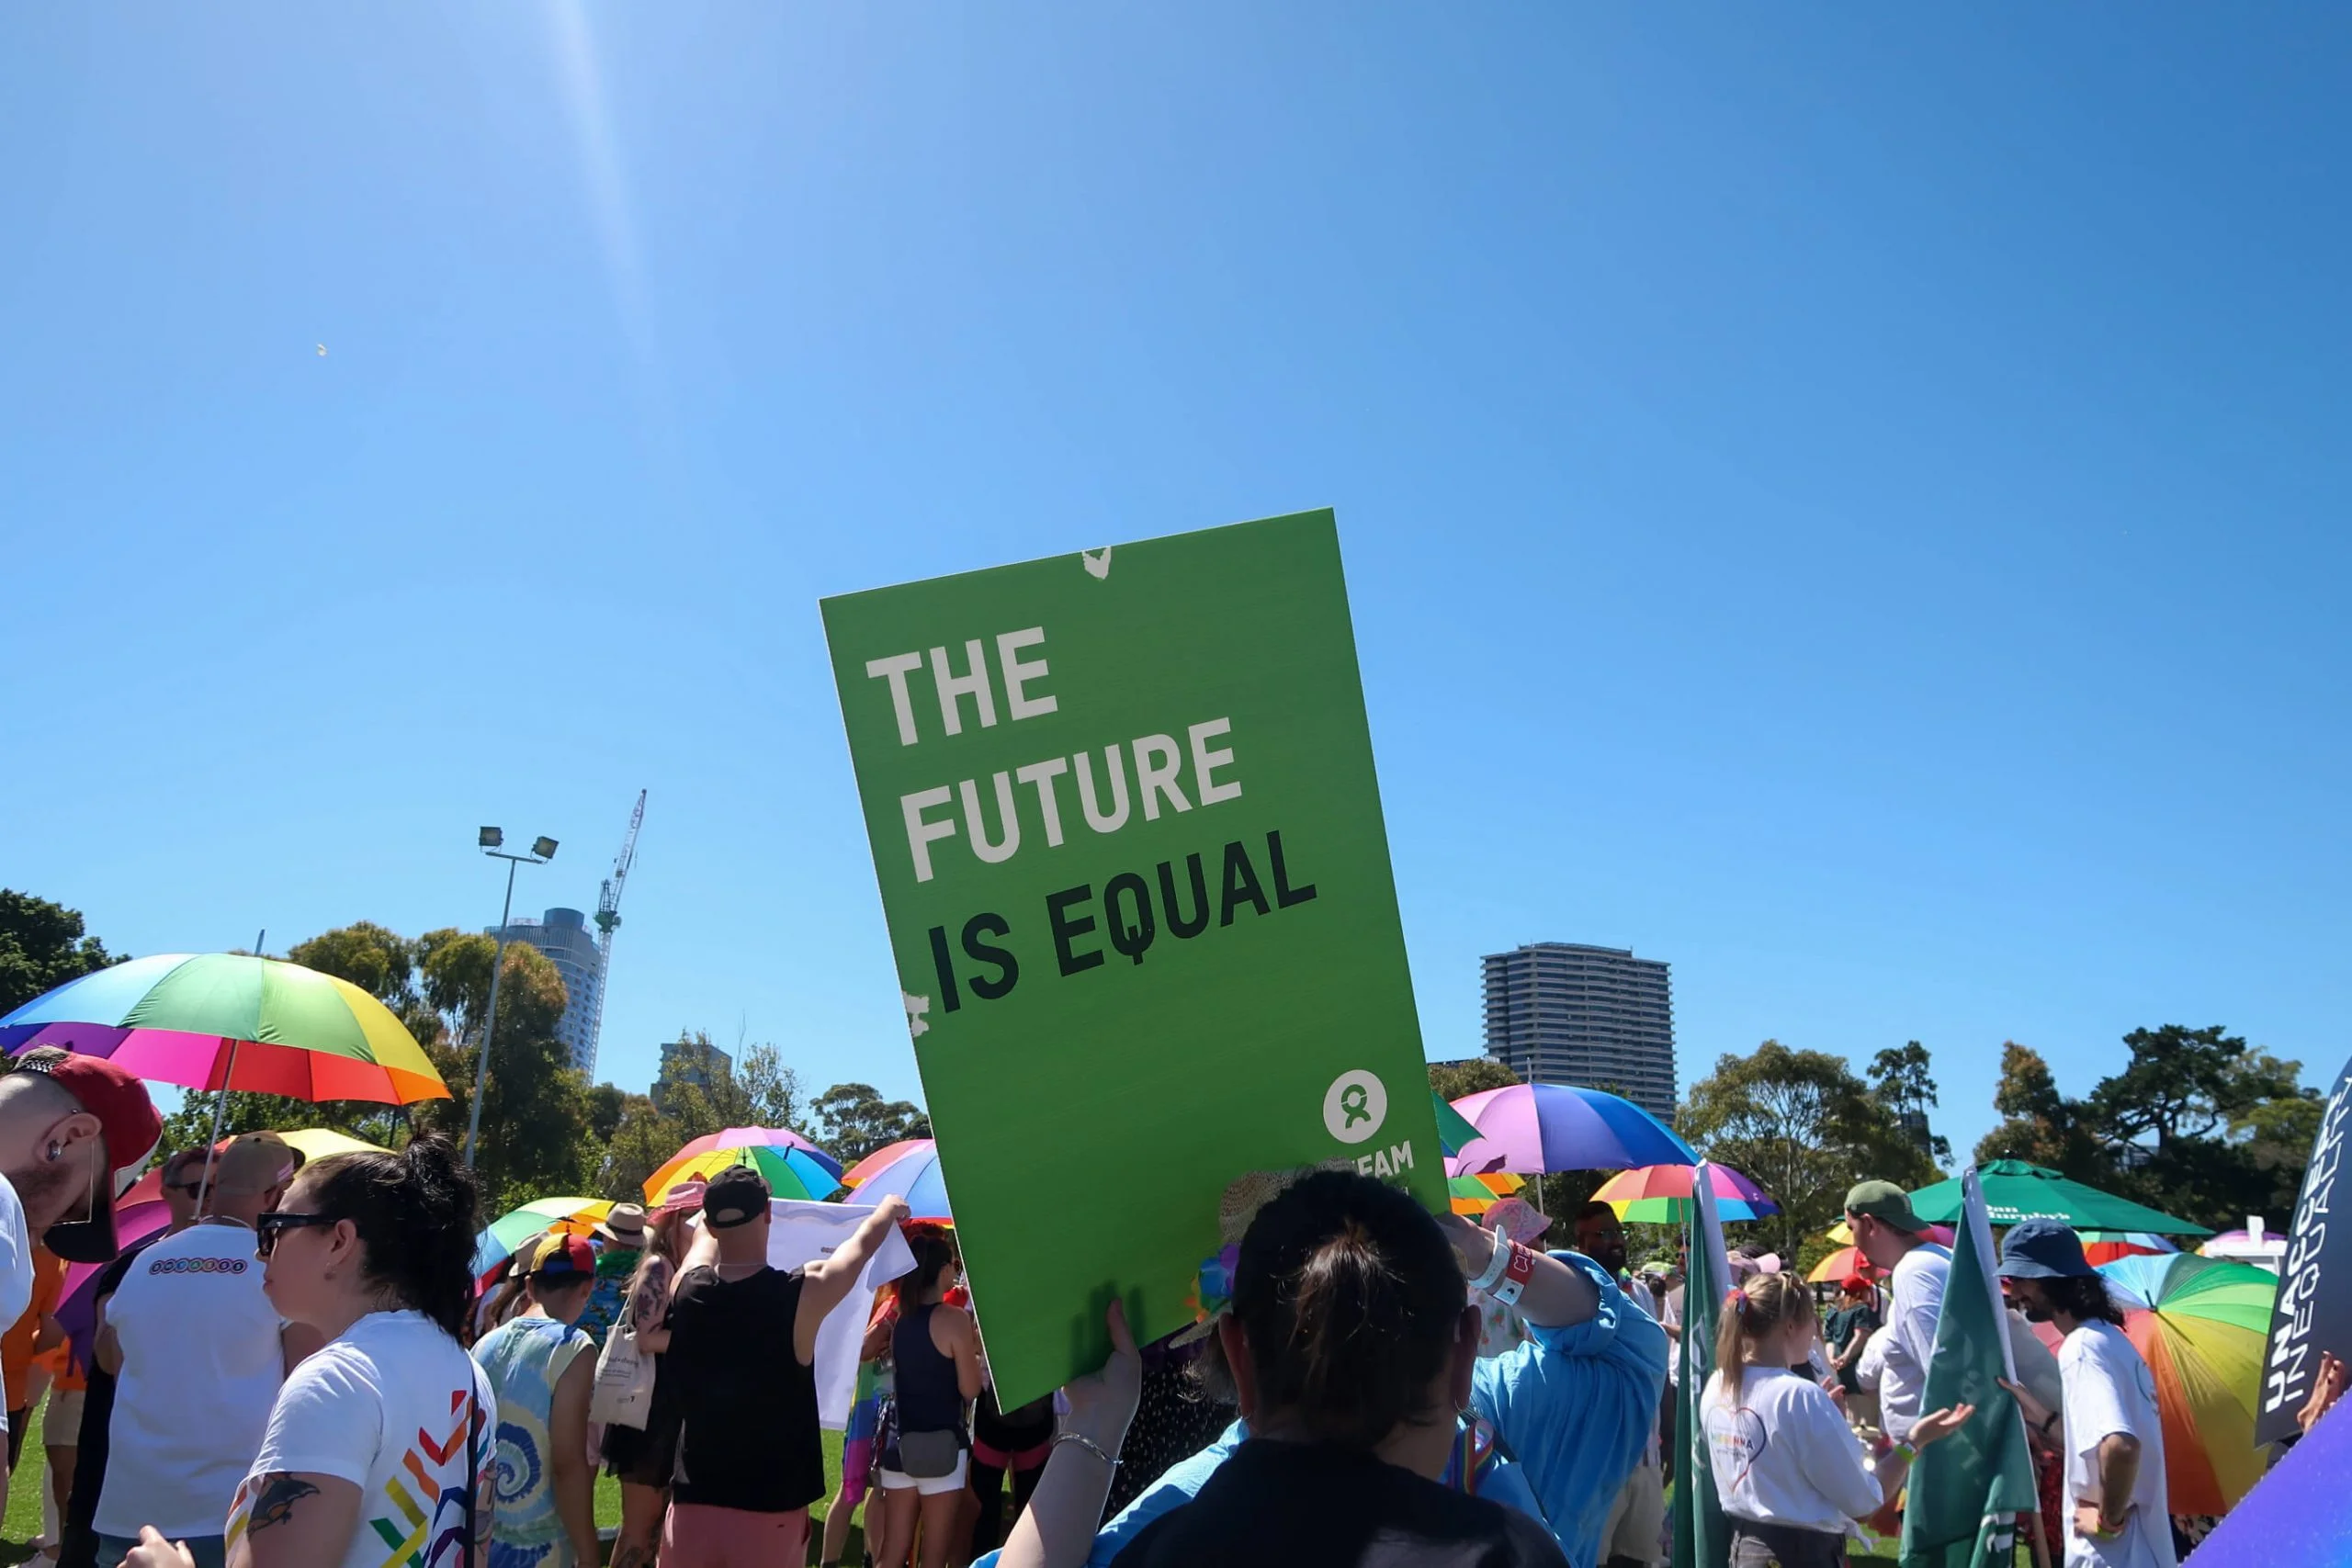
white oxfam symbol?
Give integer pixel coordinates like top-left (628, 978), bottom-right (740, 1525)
top-left (1323, 1069), bottom-right (1388, 1145)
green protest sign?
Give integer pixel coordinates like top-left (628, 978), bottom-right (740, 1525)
top-left (821, 509), bottom-right (1442, 1402)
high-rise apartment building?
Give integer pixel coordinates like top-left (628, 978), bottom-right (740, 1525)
top-left (1480, 942), bottom-right (1677, 1120)
top-left (486, 907), bottom-right (604, 1076)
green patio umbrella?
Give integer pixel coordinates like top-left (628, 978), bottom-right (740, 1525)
top-left (1909, 1159), bottom-right (2211, 1235)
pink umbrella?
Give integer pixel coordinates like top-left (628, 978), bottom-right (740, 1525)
top-left (57, 1199), bottom-right (173, 1372)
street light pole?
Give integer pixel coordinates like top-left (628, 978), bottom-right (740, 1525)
top-left (465, 829), bottom-right (558, 1167)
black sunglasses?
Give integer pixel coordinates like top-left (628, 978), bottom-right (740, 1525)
top-left (254, 1211), bottom-right (341, 1258)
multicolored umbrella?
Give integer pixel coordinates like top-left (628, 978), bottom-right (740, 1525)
top-left (2098, 1251), bottom-right (2279, 1516)
top-left (2081, 1229), bottom-right (2179, 1267)
top-left (1433, 1092), bottom-right (1486, 1158)
top-left (642, 1134), bottom-right (842, 1207)
top-left (841, 1137), bottom-right (950, 1221)
top-left (2188, 1360), bottom-right (2352, 1566)
top-left (1447, 1171), bottom-right (1524, 1216)
top-left (1595, 1163), bottom-right (1778, 1224)
top-left (0, 953), bottom-right (449, 1104)
top-left (1909, 1159), bottom-right (2211, 1235)
top-left (1445, 1084), bottom-right (1697, 1177)
top-left (1807, 1246), bottom-right (1878, 1285)
top-left (670, 1125), bottom-right (843, 1181)
top-left (474, 1197), bottom-right (615, 1276)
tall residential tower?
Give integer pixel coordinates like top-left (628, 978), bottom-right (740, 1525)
top-left (485, 907), bottom-right (604, 1074)
top-left (1480, 942), bottom-right (1677, 1120)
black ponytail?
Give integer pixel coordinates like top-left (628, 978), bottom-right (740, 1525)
top-left (1232, 1170), bottom-right (1465, 1450)
top-left (299, 1134), bottom-right (482, 1341)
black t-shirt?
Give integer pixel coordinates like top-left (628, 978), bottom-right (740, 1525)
top-left (664, 1263), bottom-right (825, 1512)
top-left (1109, 1438), bottom-right (1568, 1568)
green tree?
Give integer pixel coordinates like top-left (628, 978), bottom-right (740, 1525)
top-left (596, 1093), bottom-right (687, 1202)
top-left (1680, 1040), bottom-right (1936, 1259)
top-left (810, 1082), bottom-right (932, 1164)
top-left (0, 889), bottom-right (124, 1015)
top-left (1428, 1057), bottom-right (1518, 1104)
top-left (2086, 1025), bottom-right (2320, 1226)
top-left (409, 940), bottom-right (594, 1215)
top-left (286, 922), bottom-right (415, 1004)
top-left (1868, 1041), bottom-right (1952, 1167)
top-left (1973, 1043), bottom-right (2098, 1173)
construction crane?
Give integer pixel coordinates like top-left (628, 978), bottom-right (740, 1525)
top-left (585, 789), bottom-right (646, 1081)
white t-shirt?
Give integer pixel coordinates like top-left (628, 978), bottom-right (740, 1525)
top-left (2058, 1321), bottom-right (2175, 1568)
top-left (97, 1221), bottom-right (286, 1538)
top-left (1660, 1283), bottom-right (1685, 1385)
top-left (0, 1178), bottom-right (29, 1434)
top-left (1878, 1242), bottom-right (1951, 1442)
top-left (1855, 1324), bottom-right (1893, 1392)
top-left (227, 1310), bottom-right (496, 1568)
top-left (1701, 1366), bottom-right (1883, 1533)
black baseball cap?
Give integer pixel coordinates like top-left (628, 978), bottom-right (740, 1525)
top-left (702, 1163), bottom-right (771, 1229)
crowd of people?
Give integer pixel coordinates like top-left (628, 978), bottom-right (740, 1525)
top-left (0, 1040), bottom-right (2316, 1568)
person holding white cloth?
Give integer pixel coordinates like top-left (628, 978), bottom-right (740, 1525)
top-left (1701, 1274), bottom-right (1973, 1568)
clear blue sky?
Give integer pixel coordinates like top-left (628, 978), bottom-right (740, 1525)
top-left (6, 6), bottom-right (2347, 1161)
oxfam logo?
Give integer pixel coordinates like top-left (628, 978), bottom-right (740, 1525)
top-left (1322, 1069), bottom-right (1389, 1145)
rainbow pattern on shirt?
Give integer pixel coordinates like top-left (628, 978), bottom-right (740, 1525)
top-left (227, 1384), bottom-right (487, 1568)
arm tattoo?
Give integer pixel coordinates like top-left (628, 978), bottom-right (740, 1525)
top-left (250, 1473), bottom-right (321, 1533)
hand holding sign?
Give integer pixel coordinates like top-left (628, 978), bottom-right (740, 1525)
top-left (822, 512), bottom-right (1441, 1401)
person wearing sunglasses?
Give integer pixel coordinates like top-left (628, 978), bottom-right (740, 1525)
top-left (94, 1133), bottom-right (311, 1568)
top-left (119, 1135), bottom-right (494, 1568)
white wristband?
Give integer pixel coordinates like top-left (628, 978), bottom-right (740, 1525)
top-left (1466, 1235), bottom-right (1512, 1296)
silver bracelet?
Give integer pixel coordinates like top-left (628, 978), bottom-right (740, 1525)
top-left (1053, 1429), bottom-right (1122, 1469)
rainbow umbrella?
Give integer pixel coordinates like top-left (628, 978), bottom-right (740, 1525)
top-left (1447, 1171), bottom-right (1524, 1216)
top-left (2190, 1365), bottom-right (2352, 1566)
top-left (2081, 1229), bottom-right (2178, 1267)
top-left (841, 1137), bottom-right (950, 1221)
top-left (1807, 1246), bottom-right (1879, 1285)
top-left (2098, 1251), bottom-right (2278, 1516)
top-left (1433, 1092), bottom-right (1485, 1158)
top-left (670, 1125), bottom-right (843, 1181)
top-left (643, 1134), bottom-right (842, 1208)
top-left (1595, 1163), bottom-right (1778, 1224)
top-left (1445, 1083), bottom-right (1697, 1177)
top-left (474, 1197), bottom-right (615, 1276)
top-left (1, 953), bottom-right (449, 1104)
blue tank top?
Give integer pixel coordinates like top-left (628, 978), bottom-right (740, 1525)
top-left (892, 1302), bottom-right (965, 1433)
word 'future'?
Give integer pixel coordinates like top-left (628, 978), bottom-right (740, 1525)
top-left (865, 627), bottom-right (1241, 884)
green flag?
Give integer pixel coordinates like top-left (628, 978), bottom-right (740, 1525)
top-left (1671, 1162), bottom-right (1733, 1568)
top-left (820, 511), bottom-right (1443, 1403)
top-left (1900, 1166), bottom-right (2040, 1568)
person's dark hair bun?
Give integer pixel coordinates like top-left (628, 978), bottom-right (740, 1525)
top-left (301, 1134), bottom-right (481, 1340)
top-left (1233, 1170), bottom-right (1464, 1450)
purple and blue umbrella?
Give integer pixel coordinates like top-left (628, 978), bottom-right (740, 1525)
top-left (1445, 1082), bottom-right (1697, 1177)
top-left (841, 1138), bottom-right (951, 1222)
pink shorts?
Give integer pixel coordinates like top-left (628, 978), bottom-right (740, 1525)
top-left (662, 1501), bottom-right (809, 1568)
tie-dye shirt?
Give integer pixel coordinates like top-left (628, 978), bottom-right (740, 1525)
top-left (228, 1310), bottom-right (498, 1568)
top-left (471, 1314), bottom-right (594, 1567)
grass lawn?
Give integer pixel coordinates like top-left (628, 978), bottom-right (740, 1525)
top-left (5, 1403), bottom-right (863, 1568)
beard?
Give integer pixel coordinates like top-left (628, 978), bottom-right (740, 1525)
top-left (3, 1152), bottom-right (87, 1231)
top-left (2016, 1296), bottom-right (2054, 1323)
